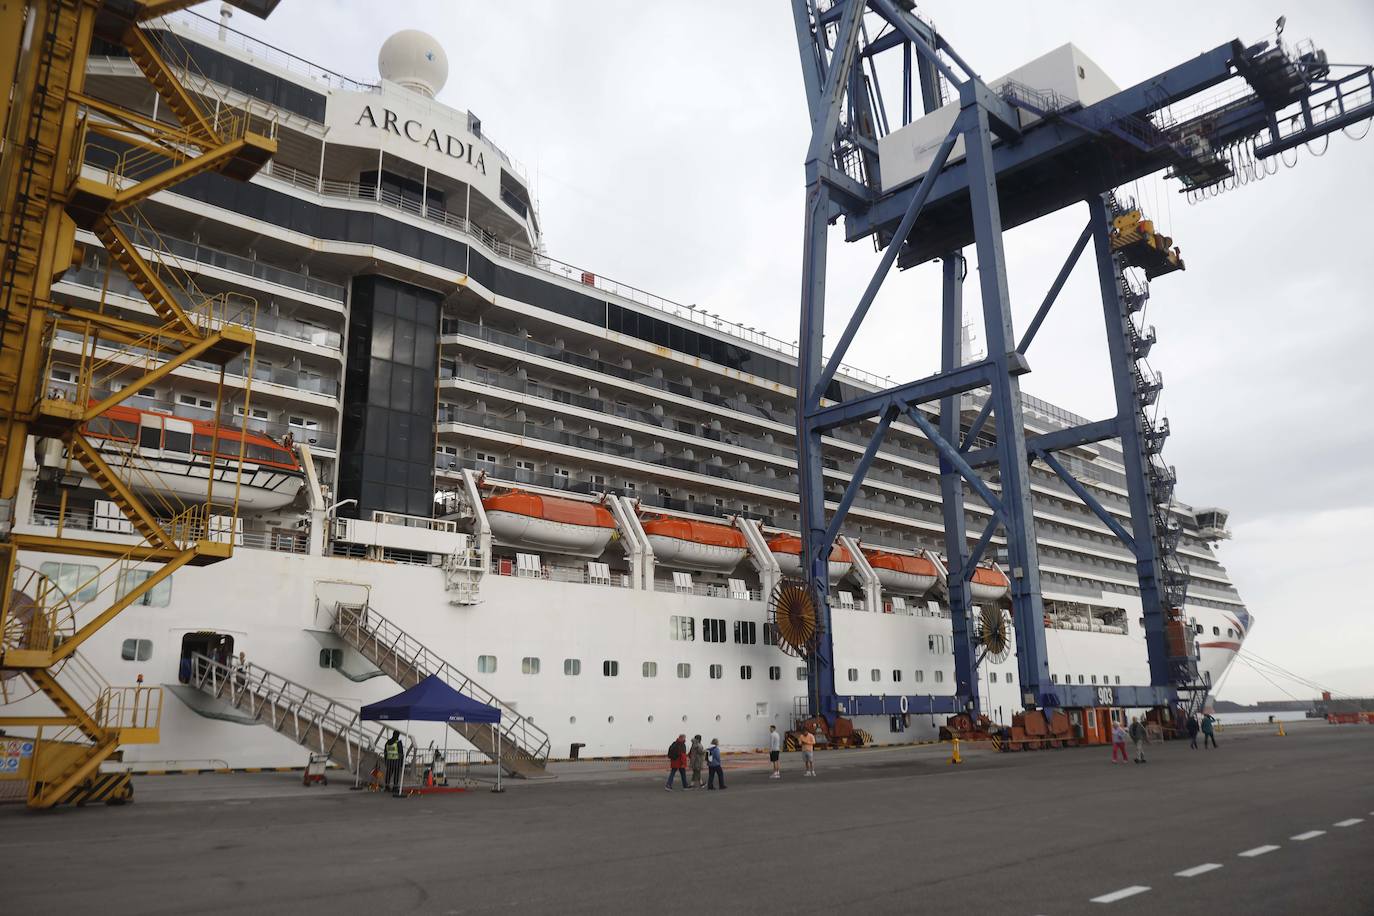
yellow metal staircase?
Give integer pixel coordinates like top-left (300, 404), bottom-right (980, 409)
top-left (0, 0), bottom-right (282, 808)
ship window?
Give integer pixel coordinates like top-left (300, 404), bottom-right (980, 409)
top-left (1078, 675), bottom-right (1085, 684)
top-left (521, 657), bottom-right (540, 675)
top-left (139, 424), bottom-right (161, 449)
top-left (563, 658), bottom-right (580, 676)
top-left (740, 665), bottom-right (752, 680)
top-left (870, 668), bottom-right (881, 683)
top-left (318, 648), bottom-right (342, 669)
top-left (642, 661), bottom-right (658, 678)
top-left (669, 616), bottom-right (695, 641)
top-left (478, 655), bottom-right (497, 673)
top-left (193, 434), bottom-right (214, 453)
top-left (928, 635), bottom-right (935, 652)
top-left (709, 664), bottom-right (722, 680)
top-left (40, 562), bottom-right (98, 602)
top-left (1091, 675), bottom-right (1098, 684)
top-left (733, 621), bottom-right (756, 645)
top-left (515, 460), bottom-right (535, 472)
top-left (935, 671), bottom-right (945, 683)
top-left (1212, 626), bottom-right (1220, 636)
top-left (1195, 624), bottom-right (1203, 634)
top-left (915, 670), bottom-right (924, 683)
top-left (702, 618), bottom-right (726, 643)
top-left (121, 639), bottom-right (153, 662)
top-left (769, 666), bottom-right (781, 681)
top-left (178, 394), bottom-right (214, 409)
top-left (116, 568), bottom-right (171, 607)
top-left (603, 660), bottom-right (619, 677)
top-left (1115, 676), bottom-right (1121, 684)
top-left (164, 429), bottom-right (192, 453)
top-left (893, 670), bottom-right (903, 683)
top-left (1051, 674), bottom-right (1059, 683)
top-left (846, 669), bottom-right (858, 683)
top-left (1226, 628), bottom-right (1234, 638)
top-left (990, 673), bottom-right (997, 683)
top-left (676, 663), bottom-right (691, 679)
top-left (763, 623), bottom-right (778, 646)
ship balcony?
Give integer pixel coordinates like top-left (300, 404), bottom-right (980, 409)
top-left (54, 264), bottom-right (343, 361)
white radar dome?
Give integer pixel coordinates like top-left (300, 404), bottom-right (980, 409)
top-left (378, 30), bottom-right (448, 97)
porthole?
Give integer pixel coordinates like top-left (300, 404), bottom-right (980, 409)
top-left (745, 714), bottom-right (752, 721)
top-left (607, 716), bottom-right (615, 724)
top-left (714, 714), bottom-right (721, 722)
top-left (569, 716), bottom-right (576, 724)
top-left (647, 715), bottom-right (654, 723)
top-left (681, 715), bottom-right (688, 722)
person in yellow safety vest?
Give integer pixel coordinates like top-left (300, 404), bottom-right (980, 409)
top-left (384, 730), bottom-right (404, 792)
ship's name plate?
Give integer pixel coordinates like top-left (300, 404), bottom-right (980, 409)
top-left (351, 105), bottom-right (487, 176)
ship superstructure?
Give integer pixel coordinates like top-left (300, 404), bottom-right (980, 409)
top-left (13, 10), bottom-right (1252, 766)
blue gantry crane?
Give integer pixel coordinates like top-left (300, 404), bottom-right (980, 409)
top-left (786, 2), bottom-right (1372, 726)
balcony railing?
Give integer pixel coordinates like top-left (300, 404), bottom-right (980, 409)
top-left (58, 264), bottom-right (343, 350)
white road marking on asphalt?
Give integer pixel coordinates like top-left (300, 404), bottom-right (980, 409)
top-left (1091, 886), bottom-right (1151, 903)
top-left (1291, 830), bottom-right (1326, 841)
top-left (1334, 818), bottom-right (1363, 827)
top-left (1238, 845), bottom-right (1280, 857)
top-left (1175, 863), bottom-right (1223, 877)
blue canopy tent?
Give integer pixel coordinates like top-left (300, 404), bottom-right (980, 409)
top-left (361, 675), bottom-right (502, 792)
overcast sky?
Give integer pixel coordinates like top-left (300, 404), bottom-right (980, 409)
top-left (227, 1), bottom-right (1374, 704)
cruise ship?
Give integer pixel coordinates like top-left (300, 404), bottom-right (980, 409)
top-left (9, 10), bottom-right (1250, 769)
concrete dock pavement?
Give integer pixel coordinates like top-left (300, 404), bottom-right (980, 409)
top-left (0, 720), bottom-right (1368, 915)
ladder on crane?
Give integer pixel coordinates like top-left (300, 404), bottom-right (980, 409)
top-left (330, 603), bottom-right (552, 778)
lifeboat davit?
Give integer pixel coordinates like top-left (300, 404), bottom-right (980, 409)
top-left (969, 564), bottom-right (1011, 603)
top-left (483, 491), bottom-right (617, 557)
top-left (863, 549), bottom-right (939, 595)
top-left (766, 534), bottom-right (852, 582)
top-left (641, 515), bottom-right (747, 573)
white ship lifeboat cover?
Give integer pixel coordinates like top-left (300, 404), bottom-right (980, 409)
top-left (969, 564), bottom-right (1011, 603)
top-left (863, 549), bottom-right (940, 596)
top-left (640, 514), bottom-right (748, 573)
top-left (766, 534), bottom-right (853, 582)
top-left (483, 491), bottom-right (617, 558)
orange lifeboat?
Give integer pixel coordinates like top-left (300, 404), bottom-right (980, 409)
top-left (863, 549), bottom-right (939, 595)
top-left (969, 564), bottom-right (1010, 602)
top-left (766, 534), bottom-right (853, 582)
top-left (483, 491), bottom-right (617, 557)
top-left (641, 515), bottom-right (748, 572)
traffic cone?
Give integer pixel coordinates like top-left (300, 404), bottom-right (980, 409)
top-left (949, 737), bottom-right (963, 765)
top-left (1277, 721), bottom-right (1286, 737)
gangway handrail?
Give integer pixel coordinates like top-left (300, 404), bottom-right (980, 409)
top-left (186, 652), bottom-right (409, 775)
top-left (331, 603), bottom-right (553, 766)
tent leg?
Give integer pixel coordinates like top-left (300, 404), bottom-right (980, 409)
top-left (493, 725), bottom-right (503, 794)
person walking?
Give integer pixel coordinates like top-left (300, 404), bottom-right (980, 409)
top-left (707, 738), bottom-right (726, 789)
top-left (1129, 716), bottom-right (1148, 763)
top-left (1186, 714), bottom-right (1200, 749)
top-left (799, 724), bottom-right (817, 776)
top-left (768, 725), bottom-right (782, 779)
top-left (688, 735), bottom-right (706, 789)
top-left (665, 734), bottom-right (689, 791)
top-left (1110, 720), bottom-right (1129, 764)
top-left (1201, 712), bottom-right (1218, 749)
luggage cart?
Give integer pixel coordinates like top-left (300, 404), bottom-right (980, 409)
top-left (303, 753), bottom-right (329, 786)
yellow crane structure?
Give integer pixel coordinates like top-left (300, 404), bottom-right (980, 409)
top-left (0, 0), bottom-right (281, 808)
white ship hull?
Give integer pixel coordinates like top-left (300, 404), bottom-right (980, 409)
top-left (7, 542), bottom-right (1245, 768)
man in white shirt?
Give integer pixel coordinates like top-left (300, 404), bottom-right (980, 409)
top-left (768, 725), bottom-right (782, 779)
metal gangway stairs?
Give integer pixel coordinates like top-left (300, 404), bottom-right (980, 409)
top-left (185, 653), bottom-right (409, 779)
top-left (331, 604), bottom-right (553, 778)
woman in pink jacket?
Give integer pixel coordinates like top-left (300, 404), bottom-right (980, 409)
top-left (1110, 721), bottom-right (1129, 764)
